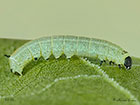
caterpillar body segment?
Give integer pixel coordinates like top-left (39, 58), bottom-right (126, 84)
top-left (52, 36), bottom-right (64, 59)
top-left (63, 36), bottom-right (78, 58)
top-left (8, 35), bottom-right (132, 75)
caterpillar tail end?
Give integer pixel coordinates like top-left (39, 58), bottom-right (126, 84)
top-left (11, 68), bottom-right (23, 76)
top-left (9, 58), bottom-right (23, 76)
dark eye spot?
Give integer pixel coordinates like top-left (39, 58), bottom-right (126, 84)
top-left (34, 58), bottom-right (38, 60)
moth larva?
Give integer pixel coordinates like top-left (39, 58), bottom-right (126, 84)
top-left (7, 35), bottom-right (132, 75)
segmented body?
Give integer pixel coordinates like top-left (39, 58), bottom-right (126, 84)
top-left (9, 35), bottom-right (129, 75)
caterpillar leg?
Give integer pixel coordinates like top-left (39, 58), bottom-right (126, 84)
top-left (67, 58), bottom-right (71, 61)
top-left (109, 61), bottom-right (115, 65)
top-left (100, 60), bottom-right (106, 66)
top-left (118, 64), bottom-right (121, 69)
top-left (46, 58), bottom-right (49, 60)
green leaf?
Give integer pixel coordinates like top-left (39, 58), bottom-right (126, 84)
top-left (0, 39), bottom-right (140, 105)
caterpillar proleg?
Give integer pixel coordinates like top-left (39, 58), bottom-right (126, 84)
top-left (7, 35), bottom-right (132, 75)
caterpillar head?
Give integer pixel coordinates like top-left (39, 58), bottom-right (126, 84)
top-left (124, 56), bottom-right (132, 70)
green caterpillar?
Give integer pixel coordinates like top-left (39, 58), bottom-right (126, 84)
top-left (5, 35), bottom-right (132, 76)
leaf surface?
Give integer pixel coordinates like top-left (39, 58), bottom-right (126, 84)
top-left (0, 39), bottom-right (140, 105)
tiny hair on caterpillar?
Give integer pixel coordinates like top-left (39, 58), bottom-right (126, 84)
top-left (5, 35), bottom-right (132, 76)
